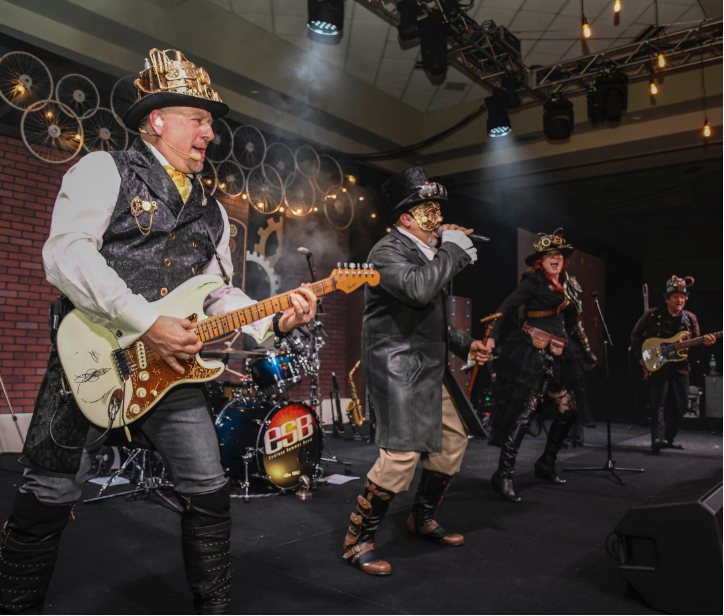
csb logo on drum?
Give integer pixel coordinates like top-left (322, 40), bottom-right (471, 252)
top-left (264, 407), bottom-right (315, 457)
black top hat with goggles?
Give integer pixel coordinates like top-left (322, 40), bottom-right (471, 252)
top-left (381, 167), bottom-right (448, 224)
top-left (663, 275), bottom-right (694, 299)
top-left (123, 48), bottom-right (229, 131)
top-left (524, 228), bottom-right (575, 266)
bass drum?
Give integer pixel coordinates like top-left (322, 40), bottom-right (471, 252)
top-left (215, 399), bottom-right (321, 491)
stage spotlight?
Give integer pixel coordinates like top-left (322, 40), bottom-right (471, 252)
top-left (308, 0), bottom-right (344, 42)
top-left (501, 75), bottom-right (522, 109)
top-left (419, 13), bottom-right (448, 77)
top-left (543, 97), bottom-right (574, 140)
top-left (649, 78), bottom-right (658, 95)
top-left (587, 89), bottom-right (604, 123)
top-left (657, 52), bottom-right (666, 68)
top-left (614, 0), bottom-right (621, 12)
top-left (703, 119), bottom-right (711, 137)
top-left (486, 94), bottom-right (512, 138)
top-left (582, 17), bottom-right (591, 39)
top-left (594, 72), bottom-right (628, 122)
top-left (397, 0), bottom-right (419, 41)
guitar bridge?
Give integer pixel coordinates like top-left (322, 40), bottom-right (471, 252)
top-left (112, 348), bottom-right (134, 379)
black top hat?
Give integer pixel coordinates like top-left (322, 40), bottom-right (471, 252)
top-left (123, 48), bottom-right (229, 131)
top-left (381, 167), bottom-right (448, 223)
top-left (663, 275), bottom-right (694, 299)
top-left (524, 228), bottom-right (575, 265)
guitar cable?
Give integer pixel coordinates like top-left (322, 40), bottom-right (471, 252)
top-left (49, 400), bottom-right (117, 451)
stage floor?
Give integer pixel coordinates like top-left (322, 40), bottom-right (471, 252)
top-left (1, 421), bottom-right (721, 615)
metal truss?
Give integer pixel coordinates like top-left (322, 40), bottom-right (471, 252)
top-left (356, 1), bottom-right (722, 103)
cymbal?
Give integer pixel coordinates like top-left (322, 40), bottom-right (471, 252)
top-left (200, 349), bottom-right (267, 358)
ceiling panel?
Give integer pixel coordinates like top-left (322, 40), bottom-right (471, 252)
top-left (217, 0), bottom-right (706, 112)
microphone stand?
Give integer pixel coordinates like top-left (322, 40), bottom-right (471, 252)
top-left (564, 291), bottom-right (644, 486)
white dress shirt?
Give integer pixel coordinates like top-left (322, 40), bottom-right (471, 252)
top-left (43, 140), bottom-right (273, 344)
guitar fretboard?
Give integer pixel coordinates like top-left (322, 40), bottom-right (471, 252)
top-left (674, 331), bottom-right (722, 351)
top-left (195, 277), bottom-right (337, 342)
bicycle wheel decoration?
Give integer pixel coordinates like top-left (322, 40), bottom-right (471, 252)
top-left (233, 125), bottom-right (266, 170)
top-left (247, 164), bottom-right (283, 214)
top-left (207, 118), bottom-right (233, 163)
top-left (265, 142), bottom-right (296, 186)
top-left (55, 73), bottom-right (100, 119)
top-left (324, 185), bottom-right (354, 229)
top-left (0, 51), bottom-right (53, 111)
top-left (295, 145), bottom-right (320, 178)
top-left (21, 100), bottom-right (83, 164)
top-left (199, 159), bottom-right (218, 195)
top-left (285, 173), bottom-right (316, 217)
top-left (111, 75), bottom-right (140, 134)
top-left (316, 153), bottom-right (343, 191)
top-left (82, 107), bottom-right (128, 152)
top-left (217, 159), bottom-right (245, 198)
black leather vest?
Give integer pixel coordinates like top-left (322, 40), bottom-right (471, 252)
top-left (103, 138), bottom-right (224, 301)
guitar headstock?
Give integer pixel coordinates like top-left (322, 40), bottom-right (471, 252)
top-left (329, 263), bottom-right (380, 293)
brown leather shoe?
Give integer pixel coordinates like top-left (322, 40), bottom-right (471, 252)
top-left (343, 542), bottom-right (392, 576)
top-left (406, 513), bottom-right (465, 546)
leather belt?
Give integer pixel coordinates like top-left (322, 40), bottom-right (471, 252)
top-left (522, 323), bottom-right (568, 356)
top-left (527, 297), bottom-right (569, 318)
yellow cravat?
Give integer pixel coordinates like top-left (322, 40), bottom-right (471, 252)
top-left (164, 165), bottom-right (191, 203)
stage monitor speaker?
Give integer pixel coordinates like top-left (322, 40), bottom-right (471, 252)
top-left (614, 476), bottom-right (723, 614)
top-left (705, 375), bottom-right (722, 419)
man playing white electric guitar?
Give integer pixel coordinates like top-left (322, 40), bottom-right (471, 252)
top-left (0, 49), bottom-right (316, 615)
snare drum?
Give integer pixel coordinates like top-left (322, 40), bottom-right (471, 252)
top-left (215, 399), bottom-right (321, 491)
top-left (248, 349), bottom-right (301, 396)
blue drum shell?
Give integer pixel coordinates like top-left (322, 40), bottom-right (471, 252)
top-left (215, 399), bottom-right (273, 478)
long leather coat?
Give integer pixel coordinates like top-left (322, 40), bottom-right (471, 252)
top-left (362, 228), bottom-right (474, 453)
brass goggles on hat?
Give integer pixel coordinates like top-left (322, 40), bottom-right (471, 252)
top-left (409, 201), bottom-right (443, 232)
top-left (669, 275), bottom-right (695, 293)
top-left (533, 227), bottom-right (571, 253)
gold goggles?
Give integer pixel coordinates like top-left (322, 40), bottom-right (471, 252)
top-left (409, 201), bottom-right (443, 232)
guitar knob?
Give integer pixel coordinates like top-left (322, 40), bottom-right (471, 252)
top-left (129, 404), bottom-right (141, 416)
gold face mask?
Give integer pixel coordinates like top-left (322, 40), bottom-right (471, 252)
top-left (409, 201), bottom-right (443, 232)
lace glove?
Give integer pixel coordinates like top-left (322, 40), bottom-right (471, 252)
top-left (442, 229), bottom-right (477, 263)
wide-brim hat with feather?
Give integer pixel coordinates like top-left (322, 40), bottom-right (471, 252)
top-left (663, 275), bottom-right (694, 298)
top-left (524, 228), bottom-right (575, 265)
top-left (123, 48), bottom-right (229, 132)
top-left (381, 167), bottom-right (449, 223)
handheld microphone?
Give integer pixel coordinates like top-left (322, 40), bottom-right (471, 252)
top-left (297, 247), bottom-right (310, 255)
top-left (138, 127), bottom-right (202, 161)
top-left (435, 226), bottom-right (490, 243)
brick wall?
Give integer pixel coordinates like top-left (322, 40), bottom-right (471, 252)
top-left (0, 135), bottom-right (353, 417)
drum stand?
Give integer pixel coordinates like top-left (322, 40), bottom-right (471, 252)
top-left (84, 448), bottom-right (181, 512)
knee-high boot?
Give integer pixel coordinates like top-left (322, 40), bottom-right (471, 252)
top-left (535, 411), bottom-right (579, 484)
top-left (342, 480), bottom-right (395, 576)
top-left (491, 406), bottom-right (535, 503)
top-left (0, 490), bottom-right (73, 615)
top-left (406, 469), bottom-right (464, 546)
top-left (176, 481), bottom-right (232, 615)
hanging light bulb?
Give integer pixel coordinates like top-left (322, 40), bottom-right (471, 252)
top-left (582, 17), bottom-right (591, 38)
top-left (657, 53), bottom-right (665, 68)
top-left (280, 206), bottom-right (285, 212)
top-left (614, 0), bottom-right (621, 12)
top-left (371, 213), bottom-right (376, 218)
top-left (703, 118), bottom-right (711, 137)
top-left (649, 79), bottom-right (658, 95)
top-left (16, 84), bottom-right (25, 93)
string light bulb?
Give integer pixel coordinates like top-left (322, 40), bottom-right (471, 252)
top-left (371, 213), bottom-right (376, 218)
top-left (657, 53), bottom-right (665, 68)
top-left (242, 194), bottom-right (247, 199)
top-left (582, 17), bottom-right (591, 38)
top-left (703, 118), bottom-right (711, 137)
top-left (359, 196), bottom-right (365, 201)
top-left (280, 206), bottom-right (285, 212)
top-left (649, 79), bottom-right (658, 95)
top-left (16, 84), bottom-right (25, 93)
top-left (46, 111), bottom-right (53, 118)
top-left (614, 0), bottom-right (621, 12)
top-left (75, 134), bottom-right (81, 140)
top-left (313, 207), bottom-right (318, 212)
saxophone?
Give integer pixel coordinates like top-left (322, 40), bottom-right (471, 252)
top-left (346, 361), bottom-right (365, 427)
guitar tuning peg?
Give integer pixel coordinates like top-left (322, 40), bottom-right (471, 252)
top-left (363, 263), bottom-right (369, 269)
top-left (350, 262), bottom-right (356, 269)
top-left (337, 262), bottom-right (341, 269)
top-left (343, 262), bottom-right (348, 269)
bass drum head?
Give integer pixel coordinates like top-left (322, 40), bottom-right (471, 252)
top-left (215, 398), bottom-right (273, 478)
top-left (256, 401), bottom-right (321, 491)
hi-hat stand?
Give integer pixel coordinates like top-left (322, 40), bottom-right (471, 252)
top-left (564, 291), bottom-right (645, 486)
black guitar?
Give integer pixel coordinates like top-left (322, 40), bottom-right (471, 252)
top-left (330, 373), bottom-right (346, 437)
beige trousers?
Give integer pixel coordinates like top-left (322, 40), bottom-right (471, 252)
top-left (367, 384), bottom-right (469, 493)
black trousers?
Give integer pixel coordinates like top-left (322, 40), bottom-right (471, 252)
top-left (648, 366), bottom-right (689, 444)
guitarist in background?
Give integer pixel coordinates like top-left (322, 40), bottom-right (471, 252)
top-left (0, 49), bottom-right (316, 615)
top-left (631, 276), bottom-right (716, 454)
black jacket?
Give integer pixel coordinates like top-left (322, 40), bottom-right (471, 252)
top-left (361, 228), bottom-right (474, 452)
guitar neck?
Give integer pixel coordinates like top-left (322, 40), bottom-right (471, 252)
top-left (195, 278), bottom-right (335, 342)
top-left (674, 331), bottom-right (722, 351)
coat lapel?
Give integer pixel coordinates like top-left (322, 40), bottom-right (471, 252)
top-left (126, 138), bottom-right (185, 218)
top-left (390, 227), bottom-right (429, 267)
top-left (174, 177), bottom-right (206, 230)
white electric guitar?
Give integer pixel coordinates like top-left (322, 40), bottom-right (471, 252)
top-left (56, 266), bottom-right (379, 431)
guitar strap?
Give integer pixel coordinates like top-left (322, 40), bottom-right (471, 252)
top-left (200, 216), bottom-right (230, 285)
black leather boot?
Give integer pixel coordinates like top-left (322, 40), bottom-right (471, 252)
top-left (177, 481), bottom-right (232, 615)
top-left (342, 480), bottom-right (395, 576)
top-left (535, 411), bottom-right (578, 484)
top-left (406, 469), bottom-right (464, 546)
top-left (491, 406), bottom-right (535, 503)
top-left (0, 490), bottom-right (73, 615)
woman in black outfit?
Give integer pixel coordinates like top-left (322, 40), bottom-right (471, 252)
top-left (487, 230), bottom-right (596, 502)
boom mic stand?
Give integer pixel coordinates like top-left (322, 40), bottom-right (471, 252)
top-left (564, 291), bottom-right (645, 486)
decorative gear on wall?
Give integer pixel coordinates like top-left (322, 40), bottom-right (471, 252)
top-left (253, 216), bottom-right (284, 267)
top-left (245, 250), bottom-right (281, 296)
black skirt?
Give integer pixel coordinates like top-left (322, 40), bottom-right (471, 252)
top-left (491, 329), bottom-right (585, 428)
